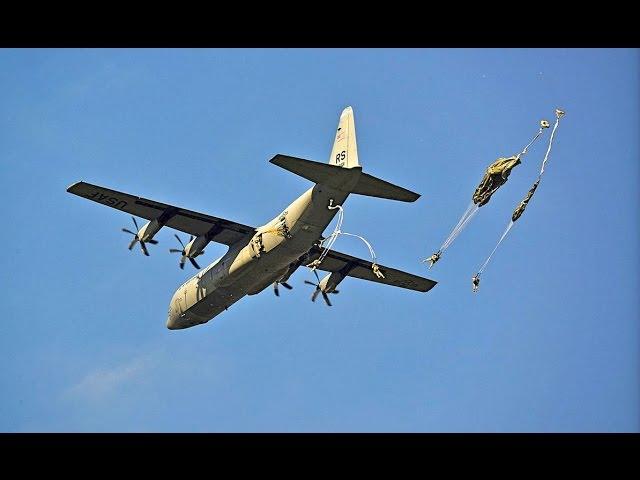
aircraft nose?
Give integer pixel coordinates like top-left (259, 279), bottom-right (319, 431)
top-left (167, 293), bottom-right (185, 330)
top-left (166, 304), bottom-right (181, 330)
top-left (167, 313), bottom-right (193, 330)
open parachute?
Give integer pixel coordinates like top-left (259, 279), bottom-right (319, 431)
top-left (424, 117), bottom-right (551, 269)
top-left (471, 109), bottom-right (565, 293)
top-left (511, 179), bottom-right (539, 223)
top-left (472, 155), bottom-right (523, 207)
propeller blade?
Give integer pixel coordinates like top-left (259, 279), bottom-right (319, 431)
top-left (174, 234), bottom-right (185, 249)
top-left (332, 290), bottom-right (339, 294)
top-left (274, 283), bottom-right (280, 297)
top-left (313, 269), bottom-right (321, 283)
top-left (281, 282), bottom-right (293, 290)
top-left (132, 216), bottom-right (140, 231)
top-left (179, 257), bottom-right (186, 269)
top-left (304, 280), bottom-right (317, 287)
top-left (147, 239), bottom-right (158, 245)
top-left (189, 257), bottom-right (200, 269)
top-left (311, 288), bottom-right (320, 303)
top-left (128, 237), bottom-right (138, 250)
top-left (140, 241), bottom-right (150, 256)
top-left (122, 228), bottom-right (137, 235)
top-left (169, 249), bottom-right (183, 253)
top-left (322, 291), bottom-right (332, 307)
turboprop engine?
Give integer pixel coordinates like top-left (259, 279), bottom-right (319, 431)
top-left (121, 216), bottom-right (160, 256)
top-left (169, 234), bottom-right (209, 269)
top-left (305, 269), bottom-right (346, 306)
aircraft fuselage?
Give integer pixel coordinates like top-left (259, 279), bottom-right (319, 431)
top-left (166, 173), bottom-right (359, 329)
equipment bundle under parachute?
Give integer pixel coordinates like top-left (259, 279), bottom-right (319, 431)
top-left (424, 117), bottom-right (552, 269)
top-left (471, 109), bottom-right (565, 292)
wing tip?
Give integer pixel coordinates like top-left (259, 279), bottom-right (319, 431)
top-left (421, 279), bottom-right (438, 292)
top-left (66, 181), bottom-right (84, 193)
top-left (269, 154), bottom-right (289, 167)
top-left (387, 190), bottom-right (420, 202)
top-left (406, 192), bottom-right (421, 202)
top-left (411, 278), bottom-right (437, 292)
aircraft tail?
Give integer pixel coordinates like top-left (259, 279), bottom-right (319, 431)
top-left (329, 106), bottom-right (359, 168)
top-left (269, 106), bottom-right (420, 202)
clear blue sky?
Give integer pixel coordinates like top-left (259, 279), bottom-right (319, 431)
top-left (0, 48), bottom-right (637, 432)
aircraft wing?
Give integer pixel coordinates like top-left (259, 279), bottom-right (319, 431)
top-left (66, 181), bottom-right (255, 246)
top-left (306, 246), bottom-right (437, 293)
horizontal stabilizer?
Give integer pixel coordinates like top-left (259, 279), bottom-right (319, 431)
top-left (270, 154), bottom-right (360, 190)
top-left (351, 172), bottom-right (420, 202)
top-left (270, 154), bottom-right (420, 202)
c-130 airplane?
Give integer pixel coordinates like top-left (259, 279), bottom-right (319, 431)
top-left (67, 107), bottom-right (437, 330)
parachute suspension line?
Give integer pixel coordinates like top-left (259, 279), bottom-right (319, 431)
top-left (476, 220), bottom-right (515, 276)
top-left (307, 199), bottom-right (385, 279)
top-left (310, 200), bottom-right (344, 268)
top-left (515, 122), bottom-right (546, 161)
top-left (441, 202), bottom-right (480, 251)
top-left (539, 109), bottom-right (564, 177)
top-left (339, 232), bottom-right (385, 278)
top-left (423, 201), bottom-right (480, 268)
top-left (470, 220), bottom-right (514, 293)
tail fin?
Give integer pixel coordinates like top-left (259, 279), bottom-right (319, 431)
top-left (329, 106), bottom-right (359, 168)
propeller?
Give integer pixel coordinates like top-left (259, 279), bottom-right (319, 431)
top-left (273, 281), bottom-right (293, 297)
top-left (169, 234), bottom-right (201, 270)
top-left (121, 216), bottom-right (157, 256)
top-left (304, 270), bottom-right (339, 307)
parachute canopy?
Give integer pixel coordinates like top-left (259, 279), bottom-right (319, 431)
top-left (472, 156), bottom-right (522, 207)
top-left (511, 179), bottom-right (540, 223)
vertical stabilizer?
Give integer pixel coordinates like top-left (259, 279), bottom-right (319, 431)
top-left (329, 106), bottom-right (359, 168)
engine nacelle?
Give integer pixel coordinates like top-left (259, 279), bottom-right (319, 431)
top-left (138, 206), bottom-right (179, 242)
top-left (185, 234), bottom-right (209, 258)
top-left (318, 270), bottom-right (346, 293)
top-left (138, 218), bottom-right (162, 242)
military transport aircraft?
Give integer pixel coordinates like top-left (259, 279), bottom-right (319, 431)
top-left (67, 106), bottom-right (437, 330)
